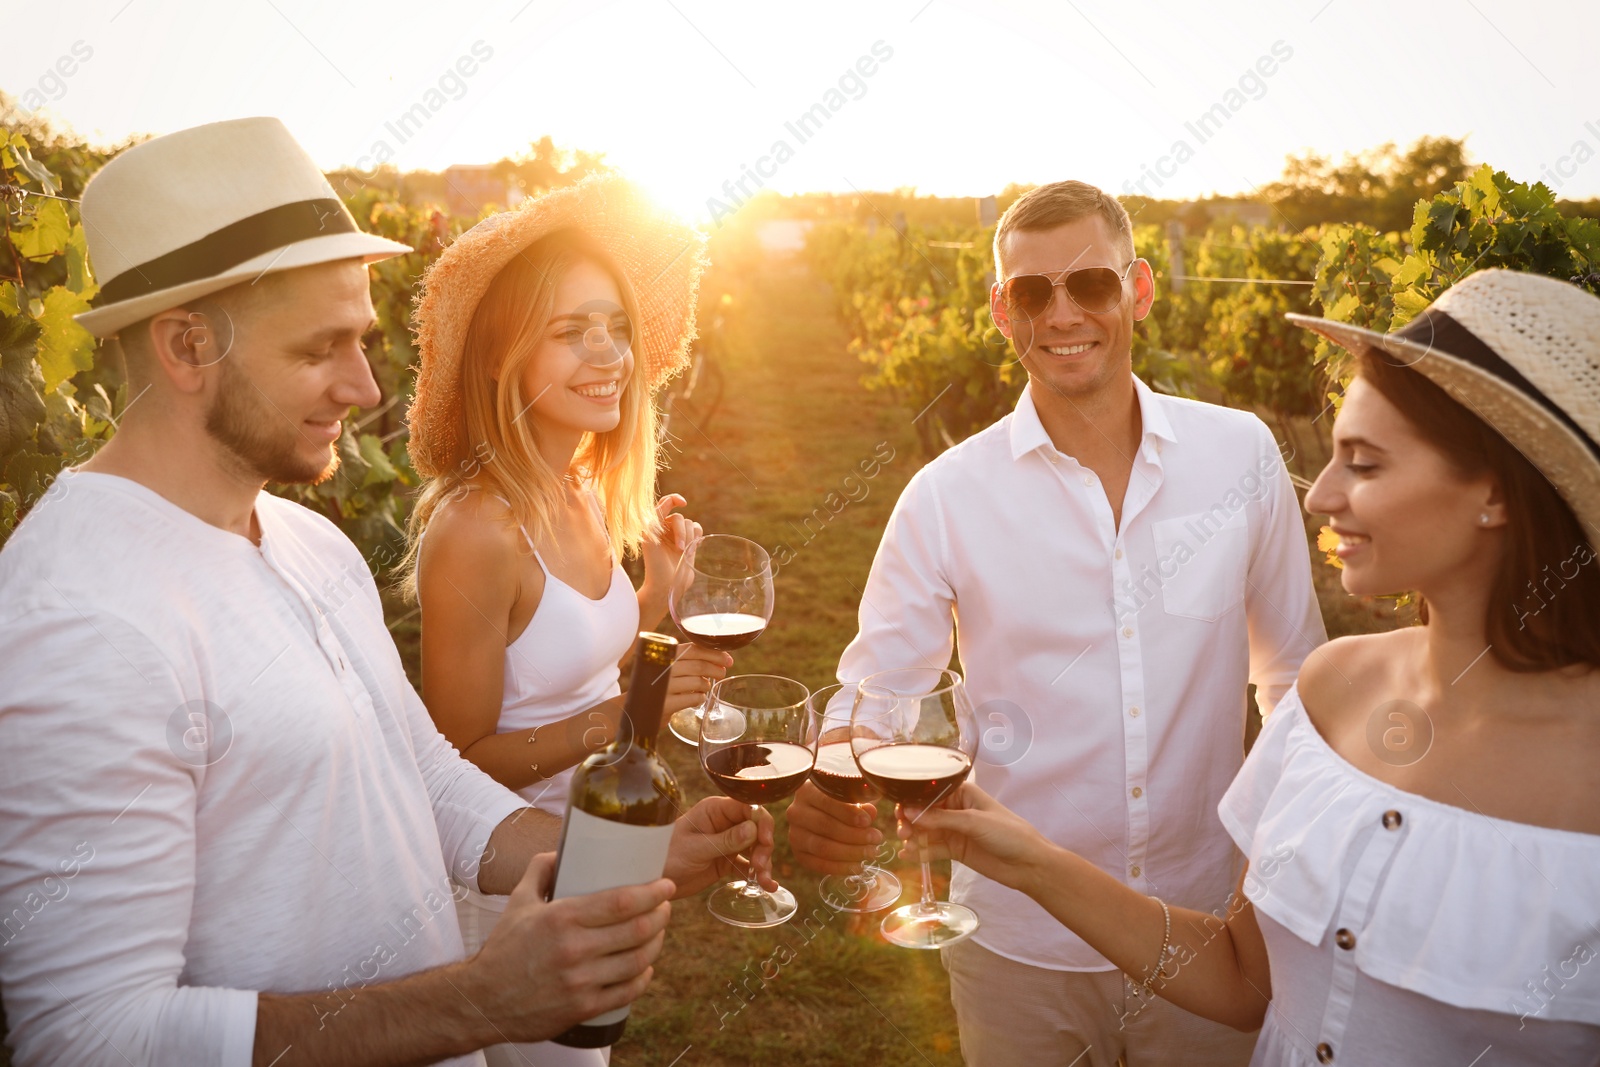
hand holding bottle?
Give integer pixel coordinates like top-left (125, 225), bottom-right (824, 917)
top-left (465, 851), bottom-right (674, 1045)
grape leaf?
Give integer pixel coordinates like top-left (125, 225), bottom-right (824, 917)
top-left (12, 198), bottom-right (72, 261)
top-left (65, 223), bottom-right (99, 299)
top-left (358, 432), bottom-right (398, 486)
top-left (0, 314), bottom-right (47, 461)
top-left (34, 287), bottom-right (96, 393)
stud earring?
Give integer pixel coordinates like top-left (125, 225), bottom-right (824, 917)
top-left (1480, 513), bottom-right (1490, 525)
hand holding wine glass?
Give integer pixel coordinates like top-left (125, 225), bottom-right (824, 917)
top-left (662, 794), bottom-right (779, 898)
top-left (851, 667), bottom-right (980, 949)
top-left (807, 682), bottom-right (902, 913)
top-left (699, 674), bottom-right (814, 927)
top-left (894, 781), bottom-right (1053, 897)
top-left (667, 534), bottom-right (775, 744)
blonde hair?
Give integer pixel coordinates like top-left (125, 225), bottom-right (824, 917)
top-left (399, 229), bottom-right (660, 601)
top-left (993, 180), bottom-right (1134, 279)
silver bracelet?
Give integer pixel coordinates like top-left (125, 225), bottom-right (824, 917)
top-left (1140, 896), bottom-right (1172, 993)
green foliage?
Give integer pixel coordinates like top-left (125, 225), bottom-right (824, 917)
top-left (1264, 136), bottom-right (1473, 233)
top-left (806, 217), bottom-right (1326, 457)
top-left (805, 222), bottom-right (1022, 455)
top-left (1313, 164), bottom-right (1600, 375)
top-left (0, 129), bottom-right (115, 541)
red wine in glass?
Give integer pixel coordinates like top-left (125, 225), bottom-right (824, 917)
top-left (677, 612), bottom-right (767, 652)
top-left (851, 667), bottom-right (980, 949)
top-left (807, 681), bottom-right (903, 914)
top-left (703, 741), bottom-right (814, 804)
top-left (811, 740), bottom-right (878, 804)
top-left (699, 674), bottom-right (814, 928)
top-left (855, 744), bottom-right (973, 806)
top-left (668, 535), bottom-right (775, 745)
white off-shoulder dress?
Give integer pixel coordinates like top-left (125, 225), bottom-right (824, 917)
top-left (1217, 685), bottom-right (1600, 1066)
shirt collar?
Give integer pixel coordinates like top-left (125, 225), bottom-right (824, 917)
top-left (1008, 375), bottom-right (1179, 463)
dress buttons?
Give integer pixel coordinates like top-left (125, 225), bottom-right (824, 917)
top-left (1082, 474), bottom-right (1094, 487)
top-left (1115, 548), bottom-right (1124, 560)
top-left (1335, 928), bottom-right (1356, 950)
top-left (1128, 706), bottom-right (1141, 718)
top-left (1131, 786), bottom-right (1143, 798)
top-left (1130, 865), bottom-right (1141, 878)
top-left (1382, 810), bottom-right (1403, 830)
top-left (1316, 1042), bottom-right (1334, 1063)
top-left (1122, 627), bottom-right (1134, 638)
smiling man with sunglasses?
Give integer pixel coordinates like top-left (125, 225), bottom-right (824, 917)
top-left (788, 180), bottom-right (1325, 1066)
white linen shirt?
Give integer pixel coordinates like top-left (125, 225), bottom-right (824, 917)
top-left (839, 378), bottom-right (1325, 970)
top-left (0, 470), bottom-right (527, 1066)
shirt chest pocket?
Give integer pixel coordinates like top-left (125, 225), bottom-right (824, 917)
top-left (1149, 511), bottom-right (1249, 621)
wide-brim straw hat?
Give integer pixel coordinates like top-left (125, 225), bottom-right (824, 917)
top-left (407, 174), bottom-right (707, 479)
top-left (75, 117), bottom-right (410, 337)
top-left (1287, 268), bottom-right (1600, 546)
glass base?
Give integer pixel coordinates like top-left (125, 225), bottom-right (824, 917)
top-left (708, 880), bottom-right (797, 928)
top-left (820, 868), bottom-right (903, 914)
top-left (667, 705), bottom-right (702, 746)
top-left (880, 901), bottom-right (979, 949)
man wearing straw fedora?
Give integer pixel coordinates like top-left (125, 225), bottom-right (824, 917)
top-left (0, 117), bottom-right (769, 1067)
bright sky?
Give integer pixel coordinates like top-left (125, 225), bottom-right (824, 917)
top-left (9, 0), bottom-right (1600, 224)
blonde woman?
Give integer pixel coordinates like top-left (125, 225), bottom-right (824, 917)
top-left (403, 178), bottom-right (748, 1066)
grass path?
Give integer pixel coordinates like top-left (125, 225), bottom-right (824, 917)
top-left (614, 254), bottom-right (966, 1066)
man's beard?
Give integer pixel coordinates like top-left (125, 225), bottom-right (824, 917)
top-left (205, 359), bottom-right (340, 485)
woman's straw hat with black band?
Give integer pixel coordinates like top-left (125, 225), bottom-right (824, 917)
top-left (75, 116), bottom-right (410, 338)
top-left (1287, 269), bottom-right (1600, 546)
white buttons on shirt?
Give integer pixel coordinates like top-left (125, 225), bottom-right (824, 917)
top-left (1115, 547), bottom-right (1124, 559)
top-left (1129, 706), bottom-right (1141, 717)
top-left (1082, 474), bottom-right (1094, 487)
top-left (1122, 627), bottom-right (1134, 638)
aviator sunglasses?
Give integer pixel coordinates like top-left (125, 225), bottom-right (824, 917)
top-left (999, 259), bottom-right (1143, 319)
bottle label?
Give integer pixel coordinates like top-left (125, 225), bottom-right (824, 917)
top-left (550, 806), bottom-right (676, 1027)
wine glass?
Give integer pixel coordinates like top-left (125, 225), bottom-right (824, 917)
top-left (667, 534), bottom-right (775, 745)
top-left (807, 682), bottom-right (903, 913)
top-left (850, 667), bottom-right (979, 949)
top-left (699, 674), bottom-right (814, 927)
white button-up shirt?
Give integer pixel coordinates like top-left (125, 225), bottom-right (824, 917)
top-left (839, 378), bottom-right (1325, 970)
top-left (0, 471), bottom-right (527, 1066)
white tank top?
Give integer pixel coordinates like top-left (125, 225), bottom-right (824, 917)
top-left (422, 488), bottom-right (640, 817)
top-left (500, 508), bottom-right (639, 816)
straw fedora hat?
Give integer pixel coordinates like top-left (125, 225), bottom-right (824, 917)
top-left (1287, 268), bottom-right (1600, 545)
top-left (407, 173), bottom-right (706, 479)
top-left (75, 116), bottom-right (410, 338)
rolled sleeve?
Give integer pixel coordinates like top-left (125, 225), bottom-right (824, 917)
top-left (1244, 425), bottom-right (1326, 717)
top-left (0, 609), bottom-right (258, 1067)
top-left (397, 683), bottom-right (529, 889)
top-left (838, 467), bottom-right (958, 684)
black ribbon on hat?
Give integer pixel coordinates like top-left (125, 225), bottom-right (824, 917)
top-left (1393, 308), bottom-right (1600, 460)
top-left (92, 197), bottom-right (358, 308)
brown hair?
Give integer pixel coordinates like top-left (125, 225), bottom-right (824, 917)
top-left (1354, 346), bottom-right (1600, 671)
top-left (398, 229), bottom-right (658, 601)
top-left (993, 181), bottom-right (1134, 279)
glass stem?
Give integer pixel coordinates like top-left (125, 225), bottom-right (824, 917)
top-left (917, 831), bottom-right (937, 914)
top-left (742, 804), bottom-right (762, 894)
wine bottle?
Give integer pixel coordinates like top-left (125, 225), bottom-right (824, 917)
top-left (548, 631), bottom-right (683, 1049)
